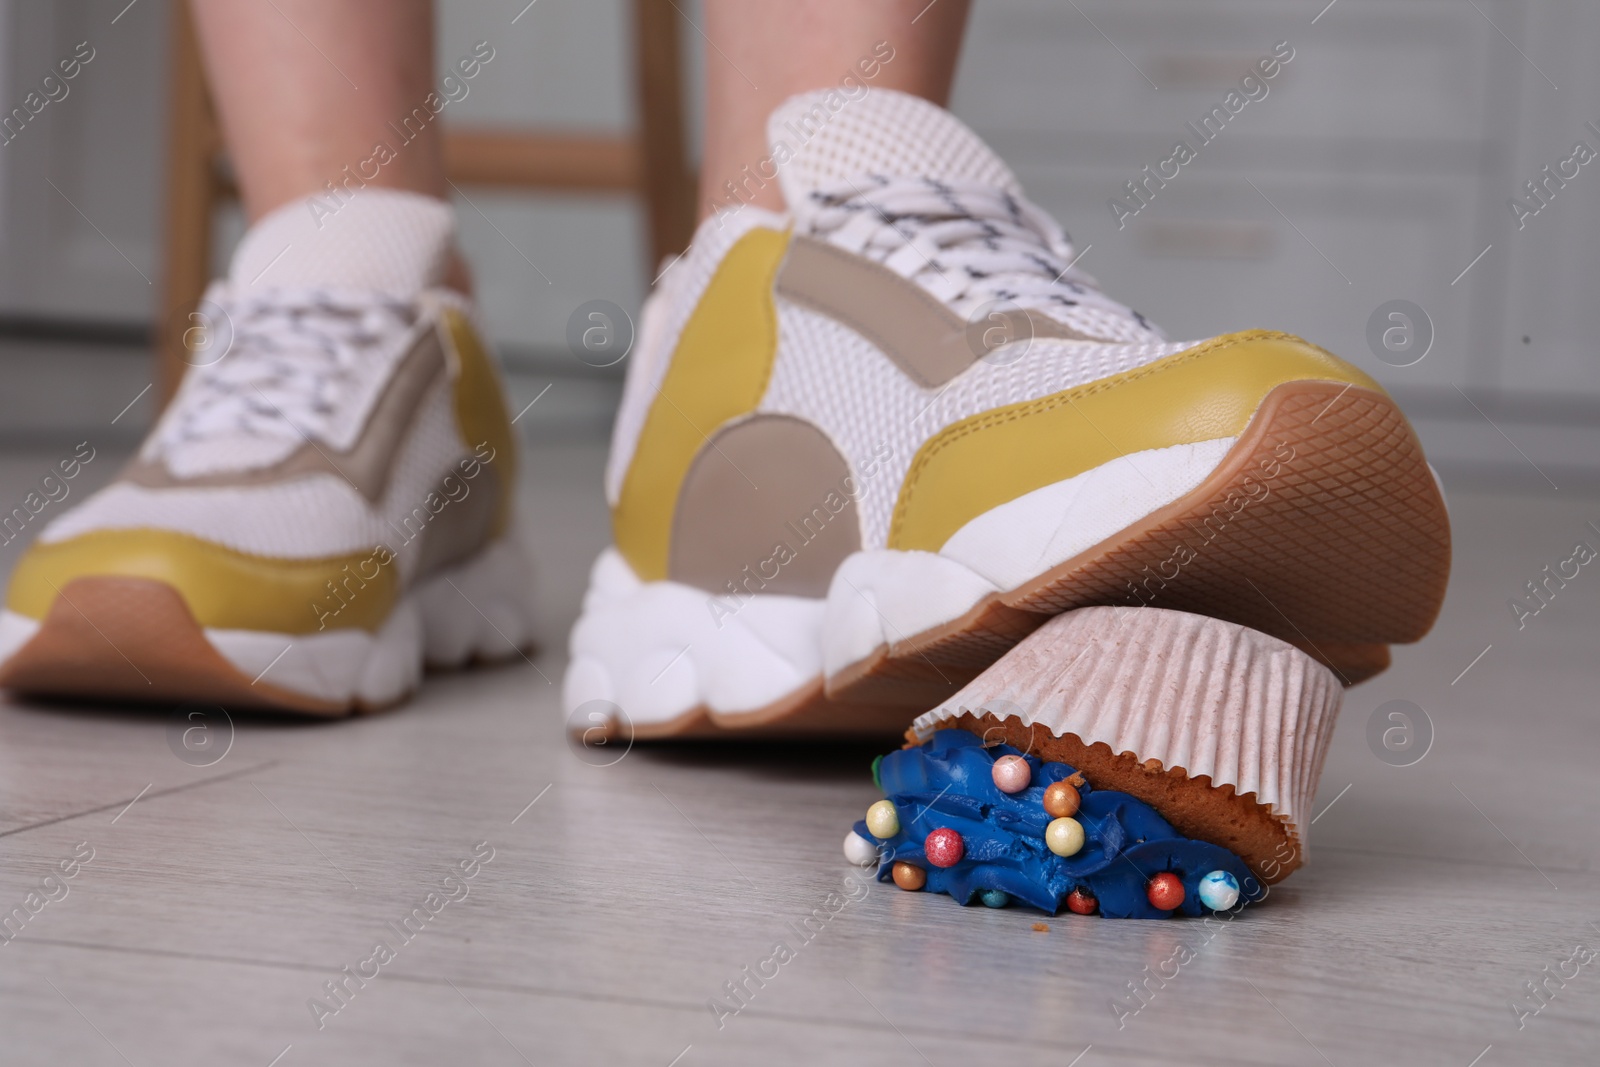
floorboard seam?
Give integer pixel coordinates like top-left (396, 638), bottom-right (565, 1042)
top-left (2, 935), bottom-right (1104, 1051)
top-left (0, 759), bottom-right (282, 840)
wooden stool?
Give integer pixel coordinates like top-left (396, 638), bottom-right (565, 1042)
top-left (157, 0), bottom-right (696, 402)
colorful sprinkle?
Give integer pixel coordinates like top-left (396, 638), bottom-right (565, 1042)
top-left (892, 861), bottom-right (927, 890)
top-left (1147, 872), bottom-right (1185, 911)
top-left (870, 754), bottom-right (883, 792)
top-left (1031, 922), bottom-right (1050, 932)
top-left (842, 831), bottom-right (878, 867)
top-left (1198, 870), bottom-right (1241, 911)
top-left (924, 827), bottom-right (966, 867)
top-left (1042, 779), bottom-right (1081, 819)
top-left (991, 754), bottom-right (1032, 794)
top-left (1065, 887), bottom-right (1098, 915)
top-left (1044, 816), bottom-right (1085, 857)
top-left (853, 729), bottom-right (1257, 919)
top-left (979, 889), bottom-right (1010, 908)
top-left (865, 799), bottom-right (900, 839)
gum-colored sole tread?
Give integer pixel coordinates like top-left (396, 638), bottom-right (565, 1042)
top-left (0, 577), bottom-right (376, 716)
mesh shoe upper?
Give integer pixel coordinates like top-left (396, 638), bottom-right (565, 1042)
top-left (605, 90), bottom-right (1197, 578)
top-left (9, 192), bottom-right (518, 630)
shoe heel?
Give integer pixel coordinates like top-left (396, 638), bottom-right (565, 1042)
top-left (912, 605), bottom-right (1342, 883)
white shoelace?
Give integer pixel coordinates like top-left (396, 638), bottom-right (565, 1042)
top-left (806, 176), bottom-right (1160, 341)
top-left (152, 286), bottom-right (419, 458)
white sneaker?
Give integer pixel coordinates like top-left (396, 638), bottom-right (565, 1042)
top-left (565, 89), bottom-right (1450, 739)
top-left (0, 191), bottom-right (535, 713)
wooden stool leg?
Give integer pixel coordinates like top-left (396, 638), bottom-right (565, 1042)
top-left (632, 0), bottom-right (697, 270)
top-left (157, 1), bottom-right (222, 405)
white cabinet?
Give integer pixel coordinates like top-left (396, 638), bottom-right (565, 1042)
top-left (955, 0), bottom-right (1521, 402)
top-left (1496, 1), bottom-right (1600, 400)
top-left (0, 0), bottom-right (167, 324)
top-left (0, 0), bottom-right (1594, 423)
top-left (1019, 167), bottom-right (1484, 394)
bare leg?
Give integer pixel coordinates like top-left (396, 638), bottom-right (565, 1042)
top-left (190, 0), bottom-right (443, 221)
top-left (700, 0), bottom-right (971, 218)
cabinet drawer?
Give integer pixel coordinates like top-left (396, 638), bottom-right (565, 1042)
top-left (956, 0), bottom-right (1501, 150)
top-left (1017, 166), bottom-right (1487, 392)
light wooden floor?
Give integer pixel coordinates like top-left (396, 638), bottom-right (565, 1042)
top-left (0, 438), bottom-right (1597, 1067)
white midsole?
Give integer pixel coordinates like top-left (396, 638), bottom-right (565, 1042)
top-left (0, 612), bottom-right (37, 665)
top-left (563, 549), bottom-right (825, 725)
top-left (822, 437), bottom-right (1233, 676)
top-left (0, 535), bottom-right (536, 707)
top-left (565, 439), bottom-right (1233, 724)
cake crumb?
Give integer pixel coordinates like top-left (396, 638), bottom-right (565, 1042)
top-left (1031, 922), bottom-right (1050, 933)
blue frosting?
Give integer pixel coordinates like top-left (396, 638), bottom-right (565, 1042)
top-left (853, 729), bottom-right (1264, 919)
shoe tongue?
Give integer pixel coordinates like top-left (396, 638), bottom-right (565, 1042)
top-left (229, 189), bottom-right (454, 297)
top-left (768, 88), bottom-right (1022, 219)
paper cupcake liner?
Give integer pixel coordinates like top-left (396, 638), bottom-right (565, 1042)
top-left (910, 605), bottom-right (1343, 857)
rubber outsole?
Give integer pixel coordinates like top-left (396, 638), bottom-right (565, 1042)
top-left (0, 577), bottom-right (357, 714)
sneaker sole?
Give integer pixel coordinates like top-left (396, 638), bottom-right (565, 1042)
top-left (0, 537), bottom-right (537, 714)
top-left (571, 380), bottom-right (1447, 739)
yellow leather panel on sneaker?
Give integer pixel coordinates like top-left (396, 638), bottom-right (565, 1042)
top-left (890, 330), bottom-right (1385, 552)
top-left (441, 308), bottom-right (517, 537)
top-left (6, 529), bottom-right (398, 633)
top-left (613, 227), bottom-right (790, 581)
